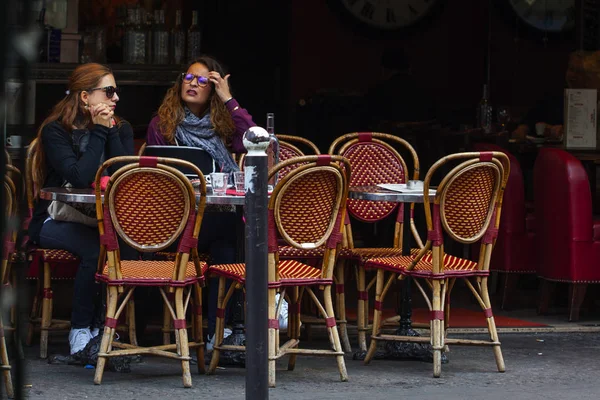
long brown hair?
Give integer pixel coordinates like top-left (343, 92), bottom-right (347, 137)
top-left (157, 55), bottom-right (236, 144)
top-left (32, 63), bottom-right (116, 195)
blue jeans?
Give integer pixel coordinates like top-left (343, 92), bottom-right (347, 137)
top-left (39, 220), bottom-right (138, 329)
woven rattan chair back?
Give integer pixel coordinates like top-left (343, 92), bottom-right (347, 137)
top-left (329, 132), bottom-right (418, 222)
top-left (268, 155), bottom-right (350, 278)
top-left (4, 172), bottom-right (16, 223)
top-left (95, 156), bottom-right (207, 253)
top-left (424, 152), bottom-right (509, 246)
top-left (239, 134), bottom-right (321, 177)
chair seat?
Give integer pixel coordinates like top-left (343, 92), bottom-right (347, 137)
top-left (96, 260), bottom-right (207, 287)
top-left (364, 250), bottom-right (485, 279)
top-left (278, 246), bottom-right (354, 260)
top-left (154, 251), bottom-right (211, 263)
top-left (33, 248), bottom-right (79, 263)
top-left (343, 247), bottom-right (406, 263)
top-left (27, 247), bottom-right (79, 279)
top-left (208, 259), bottom-right (332, 288)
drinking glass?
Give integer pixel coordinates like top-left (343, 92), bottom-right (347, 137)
top-left (234, 171), bottom-right (245, 193)
top-left (210, 173), bottom-right (228, 196)
top-left (497, 106), bottom-right (511, 132)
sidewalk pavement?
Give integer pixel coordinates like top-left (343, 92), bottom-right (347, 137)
top-left (19, 332), bottom-right (600, 400)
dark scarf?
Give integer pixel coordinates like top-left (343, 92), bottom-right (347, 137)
top-left (175, 107), bottom-right (239, 174)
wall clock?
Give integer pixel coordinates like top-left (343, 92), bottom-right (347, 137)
top-left (328, 0), bottom-right (443, 35)
top-left (507, 0), bottom-right (575, 33)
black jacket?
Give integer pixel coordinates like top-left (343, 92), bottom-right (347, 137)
top-left (28, 120), bottom-right (134, 243)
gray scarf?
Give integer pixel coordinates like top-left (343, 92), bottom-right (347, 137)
top-left (175, 108), bottom-right (239, 174)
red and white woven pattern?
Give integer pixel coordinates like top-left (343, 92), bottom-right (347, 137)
top-left (35, 248), bottom-right (79, 262)
top-left (346, 247), bottom-right (406, 264)
top-left (278, 246), bottom-right (354, 260)
top-left (112, 171), bottom-right (187, 247)
top-left (96, 260), bottom-right (206, 286)
top-left (277, 144), bottom-right (304, 180)
top-left (364, 250), bottom-right (484, 279)
top-left (343, 142), bottom-right (404, 222)
top-left (209, 259), bottom-right (332, 288)
top-left (278, 170), bottom-right (338, 245)
top-left (442, 166), bottom-right (496, 241)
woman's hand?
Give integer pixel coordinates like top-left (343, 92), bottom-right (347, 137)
top-left (208, 71), bottom-right (233, 102)
top-left (90, 103), bottom-right (114, 128)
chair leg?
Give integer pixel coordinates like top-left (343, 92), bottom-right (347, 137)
top-left (431, 279), bottom-right (443, 378)
top-left (364, 269), bottom-right (385, 364)
top-left (94, 285), bottom-right (119, 385)
top-left (0, 316), bottom-right (14, 399)
top-left (335, 262), bottom-right (351, 353)
top-left (162, 298), bottom-right (172, 345)
top-left (127, 299), bottom-right (138, 347)
top-left (27, 278), bottom-right (42, 346)
top-left (323, 286), bottom-right (348, 382)
top-left (500, 274), bottom-right (519, 310)
top-left (174, 287), bottom-right (192, 388)
top-left (356, 264), bottom-right (368, 353)
top-left (568, 283), bottom-right (588, 322)
top-left (287, 287), bottom-right (300, 371)
top-left (207, 277), bottom-right (226, 374)
top-left (268, 287), bottom-right (278, 388)
top-left (479, 277), bottom-right (505, 373)
top-left (537, 279), bottom-right (555, 315)
top-left (193, 283), bottom-right (205, 374)
top-left (40, 262), bottom-right (52, 359)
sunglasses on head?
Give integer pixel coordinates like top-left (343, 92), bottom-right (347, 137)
top-left (86, 86), bottom-right (120, 98)
top-left (181, 73), bottom-right (209, 86)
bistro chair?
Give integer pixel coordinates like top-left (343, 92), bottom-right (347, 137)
top-left (25, 139), bottom-right (79, 358)
top-left (327, 131), bottom-right (421, 353)
top-left (534, 148), bottom-right (600, 321)
top-left (472, 143), bottom-right (536, 309)
top-left (238, 134), bottom-right (321, 179)
top-left (363, 151), bottom-right (509, 377)
top-left (207, 155), bottom-right (350, 387)
top-left (93, 156), bottom-right (207, 387)
top-left (1, 168), bottom-right (18, 398)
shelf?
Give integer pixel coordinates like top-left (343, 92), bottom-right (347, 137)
top-left (5, 63), bottom-right (183, 85)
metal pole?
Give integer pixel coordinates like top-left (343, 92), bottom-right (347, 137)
top-left (243, 126), bottom-right (270, 400)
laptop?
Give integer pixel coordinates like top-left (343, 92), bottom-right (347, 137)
top-left (142, 145), bottom-right (216, 178)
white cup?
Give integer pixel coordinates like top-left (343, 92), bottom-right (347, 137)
top-left (535, 122), bottom-right (547, 137)
top-left (6, 135), bottom-right (22, 148)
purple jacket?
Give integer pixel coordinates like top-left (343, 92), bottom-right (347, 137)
top-left (146, 98), bottom-right (255, 154)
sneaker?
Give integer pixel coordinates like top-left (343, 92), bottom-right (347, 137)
top-left (90, 328), bottom-right (100, 338)
top-left (206, 328), bottom-right (232, 352)
top-left (276, 293), bottom-right (289, 332)
top-left (69, 328), bottom-right (92, 355)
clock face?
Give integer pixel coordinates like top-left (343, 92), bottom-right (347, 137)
top-left (337, 0), bottom-right (440, 31)
top-left (508, 0), bottom-right (575, 32)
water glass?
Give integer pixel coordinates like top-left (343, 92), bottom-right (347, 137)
top-left (210, 173), bottom-right (228, 196)
top-left (234, 171), bottom-right (245, 193)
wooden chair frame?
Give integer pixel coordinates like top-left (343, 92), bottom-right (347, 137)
top-left (328, 131), bottom-right (421, 353)
top-left (364, 151), bottom-right (510, 377)
top-left (25, 138), bottom-right (78, 358)
top-left (207, 155), bottom-right (350, 387)
top-left (92, 156), bottom-right (207, 388)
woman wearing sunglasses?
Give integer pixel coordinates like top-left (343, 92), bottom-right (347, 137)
top-left (29, 63), bottom-right (136, 355)
top-left (146, 55), bottom-right (256, 349)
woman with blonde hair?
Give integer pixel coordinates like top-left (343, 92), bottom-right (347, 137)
top-left (28, 63), bottom-right (136, 355)
top-left (146, 55), bottom-right (256, 347)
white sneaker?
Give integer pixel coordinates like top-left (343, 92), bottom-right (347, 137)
top-left (69, 328), bottom-right (92, 355)
top-left (206, 328), bottom-right (232, 352)
top-left (276, 293), bottom-right (289, 332)
top-left (90, 328), bottom-right (100, 338)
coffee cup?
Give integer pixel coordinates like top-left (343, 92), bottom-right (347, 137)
top-left (6, 135), bottom-right (22, 148)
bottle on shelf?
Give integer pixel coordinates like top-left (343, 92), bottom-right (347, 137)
top-left (123, 7), bottom-right (146, 64)
top-left (187, 10), bottom-right (202, 62)
top-left (477, 84), bottom-right (493, 134)
top-left (152, 9), bottom-right (169, 64)
top-left (171, 10), bottom-right (185, 65)
top-left (266, 112), bottom-right (280, 191)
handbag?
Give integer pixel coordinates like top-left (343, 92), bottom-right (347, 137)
top-left (46, 128), bottom-right (99, 228)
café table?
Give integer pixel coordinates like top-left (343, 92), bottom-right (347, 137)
top-left (348, 185), bottom-right (444, 362)
top-left (39, 186), bottom-right (249, 366)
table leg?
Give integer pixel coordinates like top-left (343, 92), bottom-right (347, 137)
top-left (218, 206), bottom-right (247, 367)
